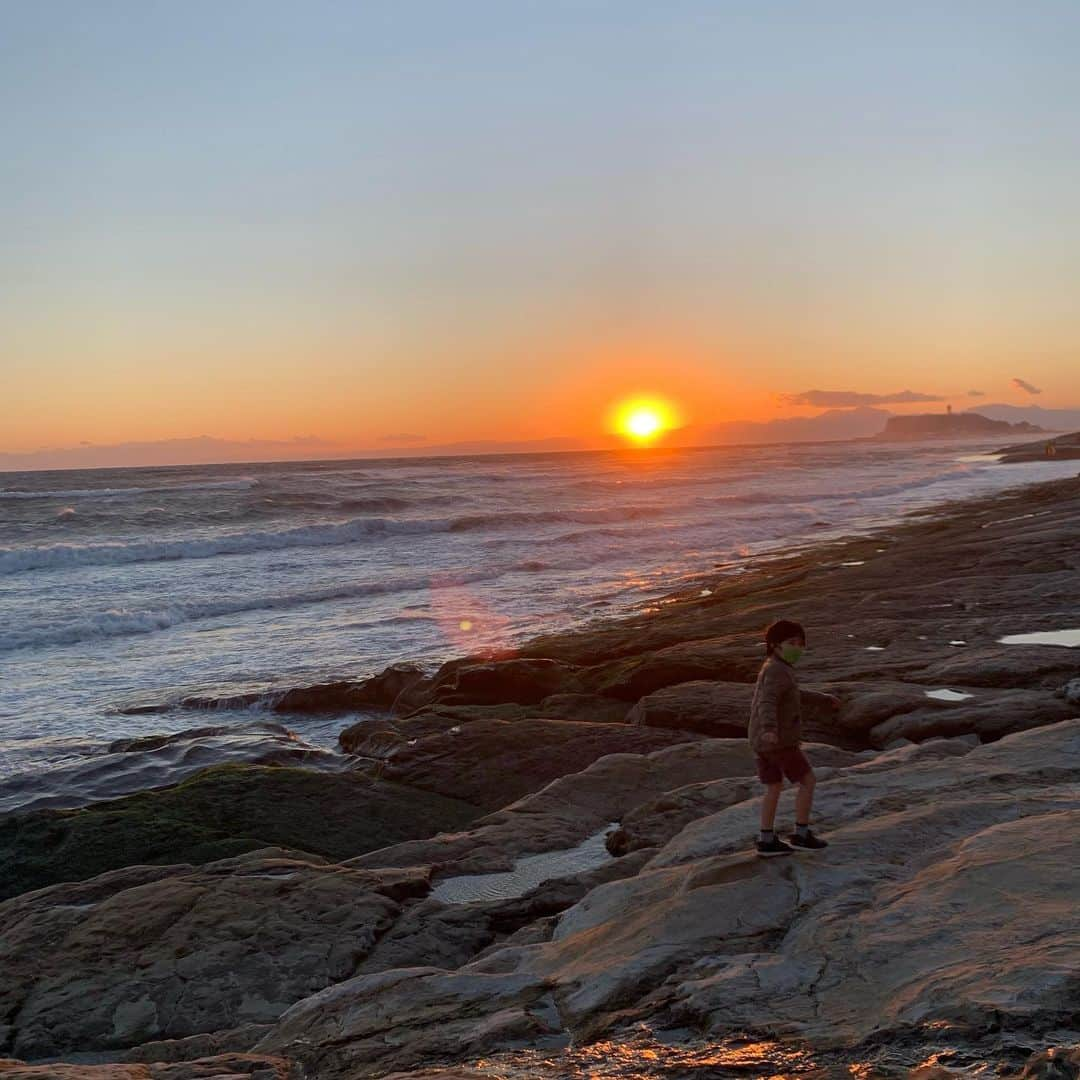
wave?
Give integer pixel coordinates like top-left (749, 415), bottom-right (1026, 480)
top-left (259, 490), bottom-right (463, 512)
top-left (447, 505), bottom-right (665, 531)
top-left (567, 471), bottom-right (756, 493)
top-left (0, 463), bottom-right (975, 577)
top-left (0, 517), bottom-right (437, 575)
top-left (693, 467), bottom-right (971, 509)
top-left (337, 497), bottom-right (413, 512)
top-left (253, 493), bottom-right (417, 513)
top-left (0, 504), bottom-right (669, 575)
top-left (477, 471), bottom-right (971, 548)
top-left (0, 478), bottom-right (256, 500)
top-left (0, 569), bottom-right (500, 654)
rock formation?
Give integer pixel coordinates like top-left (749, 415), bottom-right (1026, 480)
top-left (0, 723), bottom-right (352, 816)
top-left (876, 412), bottom-right (1042, 440)
top-left (0, 764), bottom-right (479, 901)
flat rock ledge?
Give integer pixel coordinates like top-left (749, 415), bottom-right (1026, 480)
top-left (4, 720), bottom-right (1075, 1077)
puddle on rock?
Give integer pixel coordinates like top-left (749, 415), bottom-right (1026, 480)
top-left (925, 688), bottom-right (974, 702)
top-left (431, 824), bottom-right (616, 904)
top-left (998, 628), bottom-right (1080, 648)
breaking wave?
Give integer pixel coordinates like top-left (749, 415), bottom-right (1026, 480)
top-left (0, 505), bottom-right (668, 575)
top-left (0, 569), bottom-right (499, 653)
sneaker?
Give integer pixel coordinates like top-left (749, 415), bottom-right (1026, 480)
top-left (755, 836), bottom-right (794, 858)
top-left (788, 830), bottom-right (828, 852)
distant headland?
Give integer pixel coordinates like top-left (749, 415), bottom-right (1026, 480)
top-left (873, 409), bottom-right (1044, 440)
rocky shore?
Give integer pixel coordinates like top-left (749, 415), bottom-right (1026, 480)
top-left (997, 429), bottom-right (1080, 463)
top-left (2, 472), bottom-right (1078, 1078)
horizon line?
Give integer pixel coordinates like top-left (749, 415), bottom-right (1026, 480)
top-left (1, 430), bottom-right (1055, 478)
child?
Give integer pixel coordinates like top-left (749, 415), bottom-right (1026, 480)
top-left (749, 619), bottom-right (839, 857)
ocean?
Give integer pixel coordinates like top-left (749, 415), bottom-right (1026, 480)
top-left (1, 437), bottom-right (1074, 783)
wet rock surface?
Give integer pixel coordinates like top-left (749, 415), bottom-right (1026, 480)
top-left (997, 428), bottom-right (1080, 463)
top-left (0, 723), bottom-right (353, 816)
top-left (376, 719), bottom-right (705, 809)
top-left (0, 1055), bottom-right (296, 1078)
top-left (388, 658), bottom-right (587, 714)
top-left (337, 694), bottom-right (631, 758)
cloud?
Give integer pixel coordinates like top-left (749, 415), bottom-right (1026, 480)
top-left (377, 433), bottom-right (427, 444)
top-left (1011, 378), bottom-right (1042, 395)
top-left (781, 389), bottom-right (944, 408)
top-left (967, 389), bottom-right (985, 397)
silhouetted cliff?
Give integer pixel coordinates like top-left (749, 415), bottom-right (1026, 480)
top-left (876, 411), bottom-right (1042, 440)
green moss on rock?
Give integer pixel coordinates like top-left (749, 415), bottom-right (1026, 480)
top-left (0, 763), bottom-right (481, 901)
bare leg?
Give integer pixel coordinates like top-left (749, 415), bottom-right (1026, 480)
top-left (760, 782), bottom-right (783, 831)
top-left (795, 770), bottom-right (816, 825)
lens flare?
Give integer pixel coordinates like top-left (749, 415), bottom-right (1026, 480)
top-left (429, 573), bottom-right (514, 658)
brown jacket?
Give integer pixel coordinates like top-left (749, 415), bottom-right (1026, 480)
top-left (748, 655), bottom-right (802, 753)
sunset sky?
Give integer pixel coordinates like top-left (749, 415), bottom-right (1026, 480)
top-left (3, 1), bottom-right (1078, 462)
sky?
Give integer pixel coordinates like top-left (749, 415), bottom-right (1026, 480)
top-left (2, 1), bottom-right (1078, 463)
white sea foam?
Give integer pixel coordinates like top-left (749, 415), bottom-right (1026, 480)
top-left (694, 468), bottom-right (973, 508)
top-left (2, 468), bottom-right (975, 576)
top-left (0, 569), bottom-right (499, 653)
top-left (0, 505), bottom-right (671, 575)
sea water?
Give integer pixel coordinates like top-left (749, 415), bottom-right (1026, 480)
top-left (2, 437), bottom-right (1075, 781)
top-left (430, 824), bottom-right (617, 903)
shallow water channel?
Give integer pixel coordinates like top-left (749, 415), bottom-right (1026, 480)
top-left (431, 824), bottom-right (617, 904)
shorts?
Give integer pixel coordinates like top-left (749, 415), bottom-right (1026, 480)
top-left (755, 746), bottom-right (811, 784)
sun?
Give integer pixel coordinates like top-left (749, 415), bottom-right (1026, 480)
top-left (626, 407), bottom-right (662, 439)
top-left (610, 396), bottom-right (678, 444)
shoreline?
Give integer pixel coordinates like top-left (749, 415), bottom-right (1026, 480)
top-left (2, 468), bottom-right (1078, 1078)
top-left (3, 467), bottom-right (1077, 814)
top-left (4, 436), bottom-right (1062, 759)
top-left (511, 469), bottom-right (1080, 668)
top-left (8, 467), bottom-right (1076, 767)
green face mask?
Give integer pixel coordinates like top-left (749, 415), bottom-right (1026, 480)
top-left (780, 644), bottom-right (804, 665)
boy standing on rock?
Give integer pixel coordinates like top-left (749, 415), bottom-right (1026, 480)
top-left (749, 619), bottom-right (839, 857)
